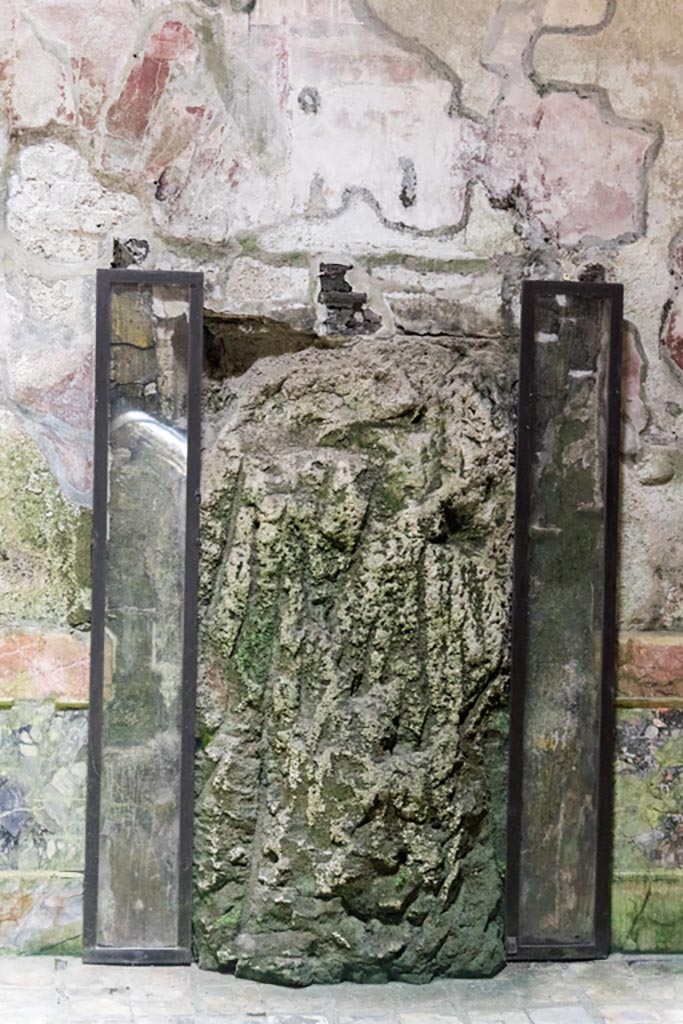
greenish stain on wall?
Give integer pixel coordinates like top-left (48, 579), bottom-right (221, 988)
top-left (0, 412), bottom-right (91, 628)
top-left (612, 707), bottom-right (683, 953)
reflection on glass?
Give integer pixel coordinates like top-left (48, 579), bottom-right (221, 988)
top-left (96, 285), bottom-right (189, 949)
top-left (518, 293), bottom-right (611, 947)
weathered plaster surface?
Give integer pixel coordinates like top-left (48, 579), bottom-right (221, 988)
top-left (0, 0), bottom-right (680, 966)
top-left (0, 0), bottom-right (663, 509)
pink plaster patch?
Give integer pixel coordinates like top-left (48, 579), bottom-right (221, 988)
top-left (72, 56), bottom-right (105, 131)
top-left (147, 21), bottom-right (196, 63)
top-left (484, 88), bottom-right (653, 245)
top-left (0, 630), bottom-right (90, 701)
top-left (12, 354), bottom-right (93, 434)
top-left (41, 430), bottom-right (92, 505)
top-left (144, 101), bottom-right (208, 180)
top-left (618, 632), bottom-right (683, 699)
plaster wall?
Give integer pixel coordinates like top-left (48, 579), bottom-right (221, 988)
top-left (0, 0), bottom-right (680, 964)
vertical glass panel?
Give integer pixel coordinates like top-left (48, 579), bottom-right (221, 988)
top-left (96, 283), bottom-right (191, 951)
top-left (508, 284), bottom-right (621, 958)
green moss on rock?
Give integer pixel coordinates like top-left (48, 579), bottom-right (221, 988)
top-left (195, 337), bottom-right (514, 984)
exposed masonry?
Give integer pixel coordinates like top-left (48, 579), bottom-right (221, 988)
top-left (317, 263), bottom-right (381, 335)
top-left (111, 238), bottom-right (150, 269)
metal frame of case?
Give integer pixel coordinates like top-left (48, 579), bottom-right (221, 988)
top-left (83, 269), bottom-right (203, 965)
top-left (506, 280), bottom-right (623, 961)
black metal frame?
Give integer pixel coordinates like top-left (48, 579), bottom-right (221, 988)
top-left (84, 269), bottom-right (203, 965)
top-left (505, 279), bottom-right (623, 961)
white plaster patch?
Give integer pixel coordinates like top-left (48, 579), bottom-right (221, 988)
top-left (10, 25), bottom-right (75, 129)
top-left (6, 142), bottom-right (145, 264)
top-left (257, 191), bottom-right (517, 260)
top-left (374, 265), bottom-right (504, 331)
top-left (463, 183), bottom-right (523, 257)
top-left (222, 258), bottom-right (311, 315)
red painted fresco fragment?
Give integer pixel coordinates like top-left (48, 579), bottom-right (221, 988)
top-left (106, 21), bottom-right (196, 141)
top-left (276, 32), bottom-right (289, 111)
top-left (227, 157), bottom-right (240, 188)
top-left (664, 308), bottom-right (683, 372)
top-left (72, 56), bottom-right (105, 131)
top-left (147, 20), bottom-right (196, 62)
top-left (145, 103), bottom-right (207, 181)
top-left (106, 54), bottom-right (170, 140)
top-left (13, 356), bottom-right (93, 433)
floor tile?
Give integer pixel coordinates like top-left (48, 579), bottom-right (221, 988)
top-left (596, 1007), bottom-right (662, 1023)
top-left (528, 1008), bottom-right (594, 1024)
top-left (0, 954), bottom-right (680, 1023)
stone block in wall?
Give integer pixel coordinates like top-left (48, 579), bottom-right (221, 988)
top-left (0, 704), bottom-right (88, 872)
top-left (0, 872), bottom-right (82, 955)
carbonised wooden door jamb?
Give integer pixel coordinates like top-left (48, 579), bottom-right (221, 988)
top-left (505, 280), bottom-right (623, 961)
top-left (83, 269), bottom-right (203, 965)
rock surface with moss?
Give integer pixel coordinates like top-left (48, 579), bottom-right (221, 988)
top-left (194, 333), bottom-right (514, 984)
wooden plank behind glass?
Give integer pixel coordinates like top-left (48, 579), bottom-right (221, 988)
top-left (506, 281), bottom-right (622, 960)
top-left (84, 270), bottom-right (202, 965)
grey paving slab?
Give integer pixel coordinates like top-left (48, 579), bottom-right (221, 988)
top-left (0, 955), bottom-right (681, 1023)
top-left (397, 1014), bottom-right (468, 1024)
top-left (467, 1013), bottom-right (532, 1024)
top-left (527, 1010), bottom-right (595, 1024)
top-left (595, 1008), bottom-right (663, 1023)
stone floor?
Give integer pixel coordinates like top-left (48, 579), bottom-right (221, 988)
top-left (2, 955), bottom-right (683, 1024)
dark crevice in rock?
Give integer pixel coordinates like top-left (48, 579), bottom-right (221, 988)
top-left (579, 262), bottom-right (606, 282)
top-left (203, 313), bottom-right (332, 381)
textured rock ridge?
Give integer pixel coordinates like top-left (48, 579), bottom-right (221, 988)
top-left (194, 336), bottom-right (514, 984)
